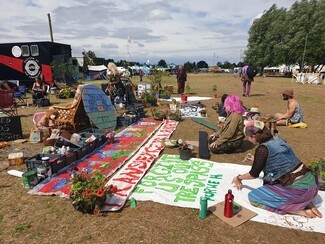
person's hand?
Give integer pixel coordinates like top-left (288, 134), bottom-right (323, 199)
top-left (210, 141), bottom-right (219, 148)
top-left (231, 176), bottom-right (243, 191)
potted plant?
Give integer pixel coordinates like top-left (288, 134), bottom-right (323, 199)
top-left (307, 158), bottom-right (325, 190)
top-left (185, 84), bottom-right (191, 95)
top-left (159, 89), bottom-right (171, 99)
top-left (69, 169), bottom-right (117, 214)
top-left (212, 84), bottom-right (217, 98)
top-left (179, 144), bottom-right (193, 160)
top-left (106, 130), bottom-right (116, 144)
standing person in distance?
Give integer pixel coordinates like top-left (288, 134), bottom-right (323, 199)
top-left (241, 63), bottom-right (257, 97)
top-left (177, 65), bottom-right (187, 94)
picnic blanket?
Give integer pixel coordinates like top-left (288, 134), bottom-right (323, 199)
top-left (180, 105), bottom-right (207, 118)
top-left (102, 120), bottom-right (179, 211)
top-left (28, 118), bottom-right (163, 197)
top-left (132, 154), bottom-right (325, 233)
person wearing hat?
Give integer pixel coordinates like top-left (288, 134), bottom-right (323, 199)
top-left (231, 120), bottom-right (322, 218)
top-left (275, 89), bottom-right (303, 126)
top-left (244, 106), bottom-right (260, 124)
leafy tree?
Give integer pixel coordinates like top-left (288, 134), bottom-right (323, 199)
top-left (245, 4), bottom-right (287, 68)
top-left (197, 60), bottom-right (208, 68)
top-left (157, 59), bottom-right (167, 68)
top-left (246, 0), bottom-right (325, 71)
top-left (284, 0), bottom-right (325, 71)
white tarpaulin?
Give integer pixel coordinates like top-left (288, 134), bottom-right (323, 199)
top-left (295, 73), bottom-right (322, 84)
top-left (132, 154), bottom-right (325, 233)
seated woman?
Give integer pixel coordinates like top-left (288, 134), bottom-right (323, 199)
top-left (208, 94), bottom-right (245, 154)
top-left (32, 77), bottom-right (46, 106)
top-left (232, 120), bottom-right (322, 218)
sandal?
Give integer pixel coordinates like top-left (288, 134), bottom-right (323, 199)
top-left (162, 138), bottom-right (183, 147)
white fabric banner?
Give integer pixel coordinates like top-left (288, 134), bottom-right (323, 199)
top-left (132, 154), bottom-right (325, 233)
top-left (102, 120), bottom-right (179, 211)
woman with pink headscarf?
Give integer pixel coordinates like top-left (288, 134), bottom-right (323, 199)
top-left (208, 94), bottom-right (245, 154)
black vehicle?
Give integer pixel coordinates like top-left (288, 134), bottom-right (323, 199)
top-left (0, 41), bottom-right (71, 87)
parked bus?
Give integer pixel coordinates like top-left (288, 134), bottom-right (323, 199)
top-left (0, 41), bottom-right (71, 87)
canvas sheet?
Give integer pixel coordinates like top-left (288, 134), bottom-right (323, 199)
top-left (102, 120), bottom-right (179, 211)
top-left (28, 118), bottom-right (163, 197)
top-left (180, 106), bottom-right (207, 118)
top-left (131, 154), bottom-right (325, 233)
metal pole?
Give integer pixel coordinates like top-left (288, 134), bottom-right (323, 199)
top-left (301, 33), bottom-right (309, 72)
top-left (47, 13), bottom-right (54, 42)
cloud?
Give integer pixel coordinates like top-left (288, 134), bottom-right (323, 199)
top-left (0, 0), bottom-right (297, 65)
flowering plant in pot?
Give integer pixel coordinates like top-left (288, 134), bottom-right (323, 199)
top-left (69, 169), bottom-right (116, 214)
top-left (106, 130), bottom-right (116, 143)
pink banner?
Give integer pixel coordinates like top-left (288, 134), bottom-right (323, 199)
top-left (102, 119), bottom-right (179, 211)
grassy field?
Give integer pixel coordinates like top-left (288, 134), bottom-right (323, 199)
top-left (0, 73), bottom-right (325, 243)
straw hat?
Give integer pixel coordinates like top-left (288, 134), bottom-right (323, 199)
top-left (282, 89), bottom-right (293, 97)
top-left (250, 107), bottom-right (260, 113)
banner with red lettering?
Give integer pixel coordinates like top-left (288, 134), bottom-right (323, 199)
top-left (102, 120), bottom-right (179, 211)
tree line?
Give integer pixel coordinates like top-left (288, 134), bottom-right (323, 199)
top-left (245, 0), bottom-right (324, 72)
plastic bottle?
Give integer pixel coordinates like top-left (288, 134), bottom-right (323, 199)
top-left (199, 195), bottom-right (208, 219)
top-left (224, 189), bottom-right (234, 218)
top-left (130, 197), bottom-right (137, 208)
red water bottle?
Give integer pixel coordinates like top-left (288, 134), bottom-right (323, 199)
top-left (224, 189), bottom-right (234, 218)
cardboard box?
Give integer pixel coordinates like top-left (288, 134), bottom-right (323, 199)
top-left (209, 201), bottom-right (257, 227)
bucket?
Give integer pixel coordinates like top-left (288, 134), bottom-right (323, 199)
top-left (180, 94), bottom-right (188, 102)
top-left (50, 87), bottom-right (57, 95)
top-left (22, 170), bottom-right (38, 189)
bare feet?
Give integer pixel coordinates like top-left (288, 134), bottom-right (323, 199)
top-left (306, 203), bottom-right (323, 218)
top-left (288, 203), bottom-right (323, 218)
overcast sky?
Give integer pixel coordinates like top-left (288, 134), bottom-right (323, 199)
top-left (1, 0), bottom-right (298, 65)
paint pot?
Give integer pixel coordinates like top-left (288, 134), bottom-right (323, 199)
top-left (41, 156), bottom-right (50, 168)
top-left (22, 170), bottom-right (38, 189)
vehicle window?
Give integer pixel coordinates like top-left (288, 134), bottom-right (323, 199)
top-left (21, 45), bottom-right (30, 56)
top-left (30, 45), bottom-right (39, 56)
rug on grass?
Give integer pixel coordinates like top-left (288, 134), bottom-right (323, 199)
top-left (28, 118), bottom-right (163, 197)
top-left (191, 117), bottom-right (219, 131)
top-left (102, 120), bottom-right (179, 211)
top-left (161, 96), bottom-right (213, 102)
top-left (180, 105), bottom-right (207, 118)
top-left (131, 154), bottom-right (325, 233)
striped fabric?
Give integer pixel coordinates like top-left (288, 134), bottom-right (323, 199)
top-left (248, 172), bottom-right (318, 215)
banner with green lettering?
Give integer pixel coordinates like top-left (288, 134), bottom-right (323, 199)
top-left (132, 154), bottom-right (242, 208)
top-left (132, 155), bottom-right (325, 234)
